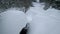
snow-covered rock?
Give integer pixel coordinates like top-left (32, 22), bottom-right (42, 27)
top-left (0, 8), bottom-right (27, 34)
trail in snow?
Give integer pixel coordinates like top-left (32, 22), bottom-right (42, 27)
top-left (0, 2), bottom-right (60, 34)
top-left (26, 2), bottom-right (60, 34)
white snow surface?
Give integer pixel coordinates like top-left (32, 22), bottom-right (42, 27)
top-left (0, 8), bottom-right (27, 34)
top-left (0, 2), bottom-right (60, 34)
top-left (26, 2), bottom-right (60, 34)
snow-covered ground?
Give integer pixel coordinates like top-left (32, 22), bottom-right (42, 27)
top-left (0, 2), bottom-right (60, 34)
top-left (0, 8), bottom-right (27, 34)
top-left (27, 2), bottom-right (60, 34)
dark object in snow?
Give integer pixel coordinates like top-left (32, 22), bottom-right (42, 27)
top-left (20, 27), bottom-right (28, 34)
top-left (52, 1), bottom-right (60, 10)
top-left (39, 0), bottom-right (60, 10)
top-left (43, 0), bottom-right (55, 10)
top-left (39, 0), bottom-right (54, 10)
top-left (32, 0), bottom-right (36, 2)
top-left (19, 23), bottom-right (30, 34)
top-left (39, 0), bottom-right (45, 3)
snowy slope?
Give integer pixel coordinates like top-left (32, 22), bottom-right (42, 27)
top-left (0, 2), bottom-right (60, 34)
top-left (0, 8), bottom-right (27, 34)
top-left (26, 2), bottom-right (60, 34)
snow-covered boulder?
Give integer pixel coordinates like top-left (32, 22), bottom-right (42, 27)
top-left (0, 8), bottom-right (27, 34)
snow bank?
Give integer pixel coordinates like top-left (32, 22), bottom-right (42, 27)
top-left (0, 8), bottom-right (27, 34)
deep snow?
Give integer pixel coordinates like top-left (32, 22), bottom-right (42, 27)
top-left (27, 2), bottom-right (60, 34)
top-left (0, 8), bottom-right (27, 34)
top-left (0, 2), bottom-right (60, 34)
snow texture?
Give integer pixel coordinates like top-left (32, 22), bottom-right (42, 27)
top-left (0, 8), bottom-right (27, 34)
top-left (27, 2), bottom-right (60, 34)
top-left (0, 2), bottom-right (60, 34)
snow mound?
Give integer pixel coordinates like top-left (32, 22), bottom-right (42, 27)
top-left (1, 8), bottom-right (27, 34)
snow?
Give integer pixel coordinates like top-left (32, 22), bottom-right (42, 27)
top-left (0, 8), bottom-right (27, 34)
top-left (0, 2), bottom-right (60, 34)
top-left (26, 2), bottom-right (60, 34)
